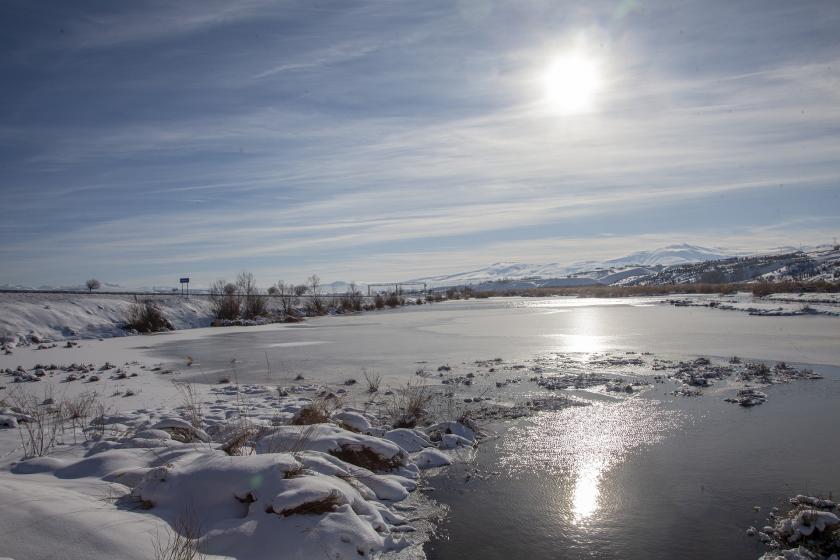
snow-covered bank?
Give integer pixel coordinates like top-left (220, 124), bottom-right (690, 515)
top-left (0, 350), bottom-right (480, 560)
top-left (664, 292), bottom-right (840, 318)
top-left (0, 293), bottom-right (215, 347)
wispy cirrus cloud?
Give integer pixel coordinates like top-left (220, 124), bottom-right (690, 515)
top-left (0, 0), bottom-right (838, 286)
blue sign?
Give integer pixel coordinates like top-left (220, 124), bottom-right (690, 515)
top-left (180, 277), bottom-right (190, 284)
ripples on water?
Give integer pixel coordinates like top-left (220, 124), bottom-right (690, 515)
top-left (498, 398), bottom-right (685, 522)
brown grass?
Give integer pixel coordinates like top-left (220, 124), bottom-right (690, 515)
top-left (330, 444), bottom-right (403, 472)
top-left (269, 489), bottom-right (344, 517)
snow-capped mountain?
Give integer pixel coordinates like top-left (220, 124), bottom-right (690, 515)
top-left (408, 244), bottom-right (740, 287)
top-left (600, 244), bottom-right (739, 267)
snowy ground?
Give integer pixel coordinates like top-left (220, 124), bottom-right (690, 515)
top-left (663, 292), bottom-right (840, 317)
top-left (0, 339), bottom-right (485, 560)
top-left (766, 292), bottom-right (840, 305)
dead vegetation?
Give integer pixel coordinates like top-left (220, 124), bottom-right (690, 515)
top-left (269, 489), bottom-right (344, 517)
top-left (363, 370), bottom-right (381, 394)
top-left (175, 383), bottom-right (204, 429)
top-left (385, 381), bottom-right (433, 428)
top-left (125, 299), bottom-right (173, 333)
top-left (331, 443), bottom-right (404, 472)
top-left (4, 387), bottom-right (107, 456)
top-left (291, 395), bottom-right (341, 425)
top-left (152, 512), bottom-right (205, 560)
top-left (220, 424), bottom-right (260, 456)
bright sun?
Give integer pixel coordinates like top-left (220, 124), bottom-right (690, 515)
top-left (543, 54), bottom-right (602, 115)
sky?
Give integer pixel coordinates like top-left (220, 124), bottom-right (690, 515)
top-left (1, 0), bottom-right (839, 288)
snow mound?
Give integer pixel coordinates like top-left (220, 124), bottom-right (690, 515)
top-left (384, 428), bottom-right (433, 453)
top-left (332, 410), bottom-right (373, 433)
top-left (413, 448), bottom-right (452, 469)
top-left (255, 424), bottom-right (409, 472)
top-left (426, 421), bottom-right (477, 443)
top-left (780, 510), bottom-right (840, 543)
top-left (135, 451), bottom-right (411, 559)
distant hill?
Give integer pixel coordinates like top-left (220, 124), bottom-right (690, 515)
top-left (408, 244), bottom-right (839, 290)
top-left (408, 244), bottom-right (741, 288)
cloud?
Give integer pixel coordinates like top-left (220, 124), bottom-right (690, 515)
top-left (1, 0), bottom-right (838, 286)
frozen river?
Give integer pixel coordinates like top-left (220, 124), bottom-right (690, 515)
top-left (143, 296), bottom-right (840, 559)
top-left (148, 296), bottom-right (840, 384)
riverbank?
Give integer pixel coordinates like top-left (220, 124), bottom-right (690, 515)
top-left (0, 345), bottom-right (482, 560)
top-left (0, 291), bottom-right (426, 349)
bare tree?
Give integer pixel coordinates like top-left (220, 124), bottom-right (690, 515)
top-left (237, 271), bottom-right (267, 319)
top-left (341, 282), bottom-right (363, 312)
top-left (274, 281), bottom-right (297, 315)
top-left (209, 279), bottom-right (240, 320)
top-left (307, 274), bottom-right (324, 314)
top-left (86, 279), bottom-right (101, 293)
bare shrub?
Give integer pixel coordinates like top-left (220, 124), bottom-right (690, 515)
top-left (385, 292), bottom-right (402, 308)
top-left (10, 390), bottom-right (64, 457)
top-left (209, 280), bottom-right (240, 320)
top-left (126, 299), bottom-right (173, 332)
top-left (238, 271), bottom-right (267, 319)
top-left (153, 512), bottom-right (205, 560)
top-left (373, 294), bottom-right (385, 309)
top-left (88, 400), bottom-right (115, 440)
top-left (339, 282), bottom-right (363, 313)
top-left (386, 381), bottom-right (433, 428)
top-left (65, 391), bottom-right (99, 443)
top-left (363, 370), bottom-right (381, 394)
top-left (273, 281), bottom-right (298, 315)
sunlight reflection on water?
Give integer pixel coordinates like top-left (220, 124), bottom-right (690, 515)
top-left (571, 459), bottom-right (602, 521)
top-left (513, 297), bottom-right (654, 309)
top-left (541, 333), bottom-right (609, 353)
top-left (498, 398), bottom-right (685, 523)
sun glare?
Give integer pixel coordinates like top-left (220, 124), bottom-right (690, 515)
top-left (543, 53), bottom-right (602, 115)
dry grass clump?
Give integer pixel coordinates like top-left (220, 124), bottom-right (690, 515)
top-left (331, 443), bottom-right (403, 472)
top-left (268, 489), bottom-right (344, 517)
top-left (386, 381), bottom-right (433, 428)
top-left (291, 398), bottom-right (331, 425)
top-left (363, 370), bottom-right (381, 394)
top-left (125, 299), bottom-right (173, 333)
top-left (175, 383), bottom-right (204, 429)
top-left (220, 424), bottom-right (260, 456)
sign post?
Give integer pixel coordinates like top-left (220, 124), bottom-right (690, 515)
top-left (180, 277), bottom-right (190, 297)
